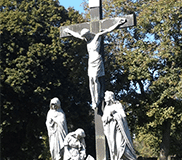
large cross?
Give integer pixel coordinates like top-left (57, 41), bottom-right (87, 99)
top-left (60, 1), bottom-right (136, 159)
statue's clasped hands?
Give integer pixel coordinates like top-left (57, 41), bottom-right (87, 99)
top-left (110, 110), bottom-right (117, 117)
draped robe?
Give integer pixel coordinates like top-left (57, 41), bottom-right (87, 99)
top-left (46, 108), bottom-right (68, 160)
top-left (102, 102), bottom-right (136, 160)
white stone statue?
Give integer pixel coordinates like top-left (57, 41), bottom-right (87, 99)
top-left (63, 128), bottom-right (86, 160)
top-left (46, 97), bottom-right (68, 160)
top-left (64, 18), bottom-right (126, 109)
top-left (102, 91), bottom-right (137, 160)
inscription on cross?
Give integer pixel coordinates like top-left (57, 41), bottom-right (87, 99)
top-left (60, 0), bottom-right (136, 159)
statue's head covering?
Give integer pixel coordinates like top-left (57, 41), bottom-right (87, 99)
top-left (80, 28), bottom-right (90, 37)
top-left (75, 128), bottom-right (85, 138)
top-left (50, 97), bottom-right (61, 109)
top-left (105, 91), bottom-right (115, 100)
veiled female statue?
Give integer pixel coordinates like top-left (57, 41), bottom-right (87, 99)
top-left (102, 91), bottom-right (136, 160)
top-left (46, 97), bottom-right (68, 160)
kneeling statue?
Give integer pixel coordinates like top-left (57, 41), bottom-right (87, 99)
top-left (64, 128), bottom-right (86, 160)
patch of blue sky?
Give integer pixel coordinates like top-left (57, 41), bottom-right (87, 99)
top-left (129, 80), bottom-right (150, 94)
top-left (59, 0), bottom-right (85, 13)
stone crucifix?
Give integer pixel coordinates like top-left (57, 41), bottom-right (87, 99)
top-left (60, 0), bottom-right (136, 159)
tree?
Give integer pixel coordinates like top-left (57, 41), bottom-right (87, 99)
top-left (135, 1), bottom-right (182, 159)
top-left (1, 0), bottom-right (95, 159)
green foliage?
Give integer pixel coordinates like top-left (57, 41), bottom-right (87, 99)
top-left (134, 126), bottom-right (161, 157)
top-left (100, 0), bottom-right (182, 158)
top-left (1, 0), bottom-right (95, 159)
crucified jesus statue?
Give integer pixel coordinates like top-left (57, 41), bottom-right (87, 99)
top-left (64, 18), bottom-right (126, 109)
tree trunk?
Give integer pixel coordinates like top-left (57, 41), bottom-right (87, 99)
top-left (159, 119), bottom-right (171, 160)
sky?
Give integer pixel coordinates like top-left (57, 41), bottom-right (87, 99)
top-left (59, 0), bottom-right (85, 13)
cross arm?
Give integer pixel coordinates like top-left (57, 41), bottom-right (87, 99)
top-left (60, 13), bottom-right (136, 38)
top-left (100, 13), bottom-right (136, 30)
